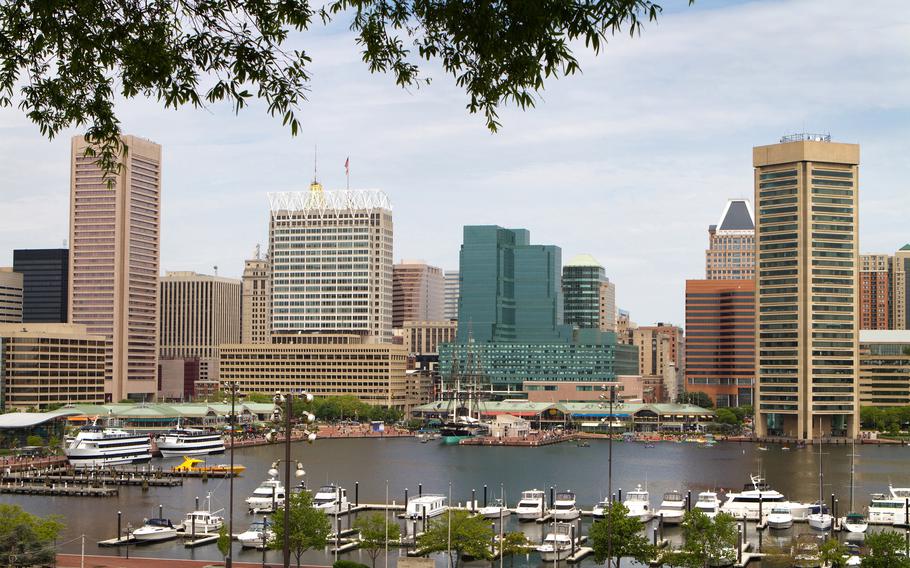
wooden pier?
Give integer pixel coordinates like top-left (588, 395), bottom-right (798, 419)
top-left (1, 482), bottom-right (118, 497)
top-left (0, 471), bottom-right (181, 487)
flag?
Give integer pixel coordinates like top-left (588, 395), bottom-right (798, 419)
top-left (344, 157), bottom-right (349, 176)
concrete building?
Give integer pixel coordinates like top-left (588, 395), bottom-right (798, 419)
top-left (392, 261), bottom-right (445, 329)
top-left (13, 249), bottom-right (69, 323)
top-left (706, 199), bottom-right (755, 280)
top-left (616, 309), bottom-right (635, 345)
top-left (403, 320), bottom-right (457, 356)
top-left (859, 330), bottom-right (910, 406)
top-left (753, 134), bottom-right (860, 439)
top-left (69, 134), bottom-right (161, 402)
top-left (685, 279), bottom-right (755, 407)
top-left (562, 254), bottom-right (615, 332)
top-left (444, 270), bottom-right (459, 321)
top-left (0, 268), bottom-right (23, 323)
top-left (241, 252), bottom-right (271, 344)
top-left (0, 323), bottom-right (107, 410)
top-left (894, 246), bottom-right (910, 330)
top-left (219, 335), bottom-right (418, 410)
top-left (632, 323), bottom-right (683, 402)
top-left (268, 181), bottom-right (393, 342)
top-left (860, 254), bottom-right (893, 330)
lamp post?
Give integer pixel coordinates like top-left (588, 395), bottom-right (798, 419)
top-left (600, 384), bottom-right (616, 568)
top-left (271, 390), bottom-right (317, 568)
top-left (223, 382), bottom-right (244, 568)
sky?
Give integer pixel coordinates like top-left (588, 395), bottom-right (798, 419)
top-left (1, 0), bottom-right (909, 326)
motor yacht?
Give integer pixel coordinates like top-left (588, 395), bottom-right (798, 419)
top-left (623, 485), bottom-right (651, 522)
top-left (313, 485), bottom-right (352, 514)
top-left (65, 424), bottom-right (152, 468)
top-left (868, 486), bottom-right (910, 525)
top-left (591, 498), bottom-right (610, 519)
top-left (182, 494), bottom-right (224, 534)
top-left (132, 518), bottom-right (177, 542)
top-left (237, 519), bottom-right (274, 549)
top-left (694, 491), bottom-right (721, 518)
top-left (515, 489), bottom-right (546, 521)
top-left (478, 498), bottom-right (511, 519)
top-left (246, 475), bottom-right (286, 513)
top-left (406, 495), bottom-right (447, 519)
top-left (657, 491), bottom-right (686, 525)
top-left (156, 421), bottom-right (225, 457)
top-left (719, 475), bottom-right (810, 520)
top-left (536, 522), bottom-right (575, 562)
top-left (550, 491), bottom-right (580, 521)
top-left (767, 506), bottom-right (793, 530)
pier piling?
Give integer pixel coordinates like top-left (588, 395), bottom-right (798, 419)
top-left (686, 490), bottom-right (691, 512)
top-left (483, 485), bottom-right (487, 507)
top-left (404, 488), bottom-right (408, 509)
top-left (355, 482), bottom-right (359, 507)
top-left (472, 489), bottom-right (476, 512)
top-left (618, 488), bottom-right (622, 502)
top-left (418, 483), bottom-right (422, 497)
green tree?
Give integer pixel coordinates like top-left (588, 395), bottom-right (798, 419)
top-left (818, 537), bottom-right (848, 568)
top-left (665, 510), bottom-right (737, 568)
top-left (417, 509), bottom-right (494, 568)
top-left (714, 408), bottom-right (739, 426)
top-left (217, 524), bottom-right (231, 559)
top-left (353, 512), bottom-right (401, 568)
top-left (0, 0), bottom-right (681, 174)
top-left (588, 502), bottom-right (655, 568)
top-left (861, 531), bottom-right (910, 568)
top-left (271, 491), bottom-right (332, 568)
top-left (498, 531), bottom-right (531, 568)
top-left (676, 392), bottom-right (714, 409)
top-left (0, 504), bottom-right (64, 567)
top-left (24, 435), bottom-right (44, 447)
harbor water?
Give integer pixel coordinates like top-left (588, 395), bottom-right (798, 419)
top-left (5, 437), bottom-right (909, 565)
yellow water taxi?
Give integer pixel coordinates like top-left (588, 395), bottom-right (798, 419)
top-left (173, 456), bottom-right (246, 475)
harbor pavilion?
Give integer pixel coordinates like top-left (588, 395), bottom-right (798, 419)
top-left (410, 400), bottom-right (714, 432)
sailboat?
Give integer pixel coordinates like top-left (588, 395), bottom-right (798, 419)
top-left (807, 420), bottom-right (833, 531)
top-left (841, 439), bottom-right (868, 534)
top-left (439, 337), bottom-right (490, 444)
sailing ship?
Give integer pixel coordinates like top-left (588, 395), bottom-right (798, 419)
top-left (438, 336), bottom-right (491, 444)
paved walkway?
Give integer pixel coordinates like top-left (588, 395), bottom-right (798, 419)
top-left (57, 553), bottom-right (324, 568)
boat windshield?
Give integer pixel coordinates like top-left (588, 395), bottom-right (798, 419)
top-left (317, 486), bottom-right (338, 494)
top-left (770, 508), bottom-right (790, 514)
top-left (663, 493), bottom-right (684, 502)
top-left (697, 495), bottom-right (716, 502)
top-left (147, 518), bottom-right (172, 528)
top-left (554, 503), bottom-right (575, 510)
top-left (627, 493), bottom-right (648, 501)
top-left (891, 488), bottom-right (910, 499)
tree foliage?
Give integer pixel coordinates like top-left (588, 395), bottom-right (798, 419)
top-left (588, 502), bottom-right (655, 568)
top-left (0, 504), bottom-right (64, 567)
top-left (861, 406), bottom-right (910, 434)
top-left (818, 537), bottom-right (848, 568)
top-left (271, 491), bottom-right (332, 568)
top-left (861, 531), bottom-right (910, 568)
top-left (676, 392), bottom-right (714, 409)
top-left (0, 0), bottom-right (680, 173)
top-left (217, 524), bottom-right (231, 558)
top-left (416, 509), bottom-right (494, 568)
top-left (498, 531), bottom-right (532, 568)
top-left (353, 512), bottom-right (400, 568)
top-left (665, 510), bottom-right (738, 568)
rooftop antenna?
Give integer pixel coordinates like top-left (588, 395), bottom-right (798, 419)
top-left (313, 145), bottom-right (318, 183)
top-left (213, 265), bottom-right (218, 276)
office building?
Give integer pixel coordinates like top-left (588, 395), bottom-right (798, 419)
top-left (241, 252), bottom-right (271, 344)
top-left (895, 246), bottom-right (910, 330)
top-left (753, 134), bottom-right (860, 439)
top-left (12, 249), bottom-right (69, 323)
top-left (0, 268), bottom-right (23, 323)
top-left (562, 254), bottom-right (616, 332)
top-left (860, 254), bottom-right (893, 330)
top-left (403, 320), bottom-right (457, 356)
top-left (393, 261), bottom-right (445, 329)
top-left (632, 323), bottom-right (683, 377)
top-left (0, 323), bottom-right (107, 410)
top-left (268, 181), bottom-right (393, 341)
top-left (706, 199), bottom-right (756, 280)
top-left (616, 309), bottom-right (635, 345)
top-left (444, 270), bottom-right (459, 321)
top-left (69, 134), bottom-right (161, 402)
top-left (685, 279), bottom-right (755, 407)
top-left (858, 330), bottom-right (910, 406)
top-left (219, 335), bottom-right (419, 409)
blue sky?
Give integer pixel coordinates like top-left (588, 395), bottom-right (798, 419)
top-left (1, 0), bottom-right (909, 326)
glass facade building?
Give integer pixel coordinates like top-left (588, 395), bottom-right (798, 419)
top-left (563, 255), bottom-right (607, 330)
top-left (12, 249), bottom-right (69, 323)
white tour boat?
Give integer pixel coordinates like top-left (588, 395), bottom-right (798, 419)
top-left (719, 475), bottom-right (810, 520)
top-left (132, 518), bottom-right (177, 542)
top-left (657, 491), bottom-right (686, 525)
top-left (515, 489), bottom-right (546, 521)
top-left (246, 475), bottom-right (286, 513)
top-left (868, 486), bottom-right (910, 525)
top-left (767, 505), bottom-right (794, 530)
top-left (623, 485), bottom-right (652, 522)
top-left (536, 522), bottom-right (575, 562)
top-left (182, 494), bottom-right (224, 534)
top-left (238, 519), bottom-right (274, 549)
top-left (406, 495), bottom-right (447, 519)
top-left (550, 490), bottom-right (580, 521)
top-left (694, 491), bottom-right (722, 518)
top-left (156, 422), bottom-right (225, 457)
top-left (65, 424), bottom-right (152, 468)
top-left (313, 485), bottom-right (352, 515)
top-left (478, 498), bottom-right (511, 519)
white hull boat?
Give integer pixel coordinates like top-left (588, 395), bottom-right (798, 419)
top-left (767, 506), bottom-right (793, 530)
top-left (132, 518), bottom-right (177, 542)
top-left (157, 425), bottom-right (225, 457)
top-left (478, 498), bottom-right (510, 519)
top-left (515, 490), bottom-right (546, 521)
top-left (694, 491), bottom-right (721, 518)
top-left (313, 485), bottom-right (352, 515)
top-left (238, 520), bottom-right (273, 549)
top-left (550, 491), bottom-right (580, 521)
top-left (65, 425), bottom-right (152, 468)
top-left (623, 485), bottom-right (652, 522)
top-left (536, 522), bottom-right (574, 562)
top-left (657, 491), bottom-right (686, 525)
top-left (246, 476), bottom-right (285, 513)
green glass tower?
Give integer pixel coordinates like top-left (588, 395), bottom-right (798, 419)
top-left (562, 254), bottom-right (607, 330)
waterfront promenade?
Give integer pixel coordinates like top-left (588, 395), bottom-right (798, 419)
top-left (57, 554), bottom-right (321, 568)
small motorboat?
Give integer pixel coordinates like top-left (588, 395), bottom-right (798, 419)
top-left (767, 506), bottom-right (793, 530)
top-left (757, 446), bottom-right (769, 452)
top-left (576, 440), bottom-right (590, 448)
top-left (237, 519), bottom-right (273, 549)
top-left (536, 522), bottom-right (575, 562)
top-left (132, 518), bottom-right (177, 542)
top-left (592, 498), bottom-right (610, 519)
top-left (477, 498), bottom-right (511, 520)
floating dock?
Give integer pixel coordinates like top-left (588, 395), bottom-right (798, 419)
top-left (1, 483), bottom-right (118, 497)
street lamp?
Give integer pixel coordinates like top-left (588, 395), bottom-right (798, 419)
top-left (272, 390), bottom-right (317, 568)
top-left (600, 384), bottom-right (616, 568)
top-left (223, 382), bottom-right (245, 568)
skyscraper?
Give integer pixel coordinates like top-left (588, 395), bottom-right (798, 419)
top-left (13, 249), bottom-right (69, 323)
top-left (753, 134), bottom-right (859, 439)
top-left (159, 271), bottom-right (241, 359)
top-left (705, 199), bottom-right (755, 279)
top-left (859, 253), bottom-right (893, 330)
top-left (0, 268), bottom-right (23, 323)
top-left (894, 245), bottom-right (910, 330)
top-left (241, 252), bottom-right (271, 344)
top-left (69, 134), bottom-right (161, 402)
top-left (685, 279), bottom-right (755, 407)
top-left (444, 270), bottom-right (459, 321)
top-left (392, 261), bottom-right (445, 328)
top-left (268, 181), bottom-right (393, 341)
top-left (562, 254), bottom-right (615, 331)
